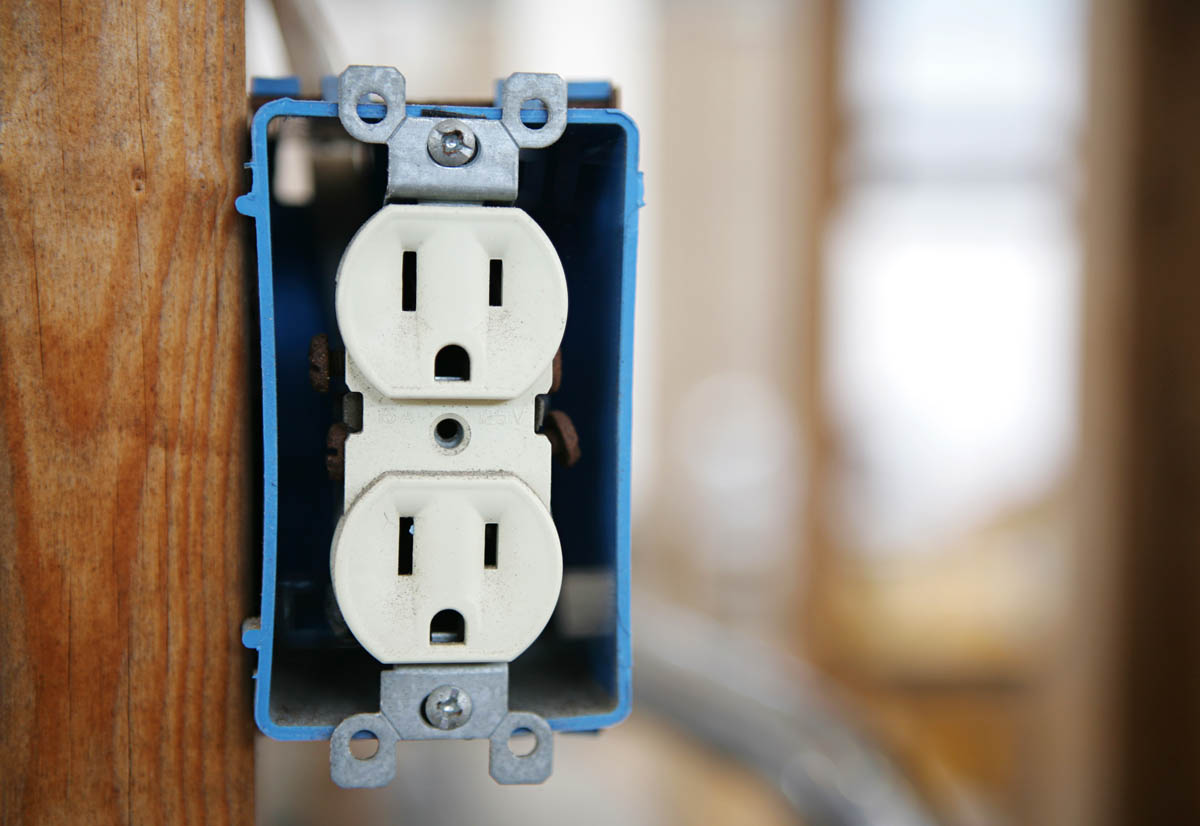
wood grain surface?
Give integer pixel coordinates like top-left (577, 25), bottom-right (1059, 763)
top-left (0, 2), bottom-right (254, 823)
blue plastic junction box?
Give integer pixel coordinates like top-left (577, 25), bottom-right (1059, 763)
top-left (237, 79), bottom-right (641, 742)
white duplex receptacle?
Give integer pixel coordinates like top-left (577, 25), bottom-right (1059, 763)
top-left (330, 204), bottom-right (567, 665)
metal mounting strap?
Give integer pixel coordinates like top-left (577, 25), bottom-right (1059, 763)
top-left (337, 66), bottom-right (568, 202)
top-left (329, 664), bottom-right (555, 787)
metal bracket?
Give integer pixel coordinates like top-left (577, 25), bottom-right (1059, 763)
top-left (329, 664), bottom-right (554, 787)
top-left (337, 66), bottom-right (568, 202)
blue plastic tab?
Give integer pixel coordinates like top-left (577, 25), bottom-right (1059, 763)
top-left (251, 76), bottom-right (303, 99)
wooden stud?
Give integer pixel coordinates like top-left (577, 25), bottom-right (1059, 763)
top-left (0, 2), bottom-right (254, 823)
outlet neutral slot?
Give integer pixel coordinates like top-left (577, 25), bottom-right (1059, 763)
top-left (397, 516), bottom-right (414, 575)
top-left (434, 345), bottom-right (470, 381)
top-left (430, 609), bottom-right (465, 644)
top-left (489, 259), bottom-right (503, 306)
top-left (401, 250), bottom-right (417, 311)
top-left (484, 522), bottom-right (498, 568)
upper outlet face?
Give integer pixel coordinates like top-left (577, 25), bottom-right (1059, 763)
top-left (336, 204), bottom-right (568, 400)
top-left (331, 472), bottom-right (563, 664)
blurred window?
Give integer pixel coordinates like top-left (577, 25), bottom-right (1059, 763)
top-left (827, 0), bottom-right (1086, 556)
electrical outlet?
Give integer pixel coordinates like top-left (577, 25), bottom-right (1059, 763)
top-left (238, 66), bottom-right (640, 788)
top-left (332, 203), bottom-right (567, 665)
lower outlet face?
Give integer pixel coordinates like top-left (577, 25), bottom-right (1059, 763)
top-left (330, 472), bottom-right (563, 664)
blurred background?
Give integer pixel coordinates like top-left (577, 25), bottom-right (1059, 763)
top-left (247, 1), bottom-right (1198, 824)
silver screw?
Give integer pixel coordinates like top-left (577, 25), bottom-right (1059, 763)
top-left (427, 119), bottom-right (477, 167)
top-left (424, 685), bottom-right (473, 730)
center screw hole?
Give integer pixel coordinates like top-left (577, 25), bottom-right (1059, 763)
top-left (424, 684), bottom-right (473, 730)
top-left (434, 416), bottom-right (466, 451)
top-left (427, 119), bottom-right (477, 167)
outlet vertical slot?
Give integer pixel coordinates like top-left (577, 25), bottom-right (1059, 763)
top-left (397, 516), bottom-right (414, 575)
top-left (489, 259), bottom-right (503, 306)
top-left (484, 522), bottom-right (498, 568)
top-left (430, 609), bottom-right (465, 644)
top-left (402, 250), bottom-right (417, 311)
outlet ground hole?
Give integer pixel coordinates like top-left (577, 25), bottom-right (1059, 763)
top-left (434, 345), bottom-right (470, 381)
top-left (430, 609), bottom-right (465, 644)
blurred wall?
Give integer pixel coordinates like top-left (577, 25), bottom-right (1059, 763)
top-left (638, 0), bottom-right (812, 647)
